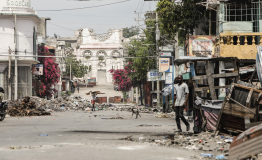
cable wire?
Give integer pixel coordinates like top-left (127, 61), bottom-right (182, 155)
top-left (36, 0), bottom-right (131, 12)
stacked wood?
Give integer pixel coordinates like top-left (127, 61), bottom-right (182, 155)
top-left (7, 96), bottom-right (51, 117)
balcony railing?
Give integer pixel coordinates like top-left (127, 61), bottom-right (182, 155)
top-left (215, 33), bottom-right (262, 59)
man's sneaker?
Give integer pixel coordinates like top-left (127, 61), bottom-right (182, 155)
top-left (177, 129), bottom-right (182, 132)
top-left (186, 124), bottom-right (190, 131)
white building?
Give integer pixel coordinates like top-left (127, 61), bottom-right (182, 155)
top-left (0, 0), bottom-right (41, 100)
top-left (75, 28), bottom-right (124, 84)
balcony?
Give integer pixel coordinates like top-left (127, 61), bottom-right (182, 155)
top-left (215, 33), bottom-right (262, 59)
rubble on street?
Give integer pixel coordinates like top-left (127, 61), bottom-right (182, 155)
top-left (7, 96), bottom-right (51, 117)
top-left (120, 131), bottom-right (233, 159)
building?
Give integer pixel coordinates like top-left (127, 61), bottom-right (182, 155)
top-left (75, 28), bottom-right (124, 84)
top-left (0, 0), bottom-right (42, 100)
top-left (179, 0), bottom-right (262, 101)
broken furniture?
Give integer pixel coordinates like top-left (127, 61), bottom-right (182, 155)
top-left (174, 57), bottom-right (241, 133)
top-left (215, 81), bottom-right (262, 135)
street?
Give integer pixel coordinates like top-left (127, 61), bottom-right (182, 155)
top-left (73, 84), bottom-right (123, 99)
top-left (0, 111), bottom-right (197, 160)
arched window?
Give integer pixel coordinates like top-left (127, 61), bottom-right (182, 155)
top-left (83, 50), bottom-right (92, 59)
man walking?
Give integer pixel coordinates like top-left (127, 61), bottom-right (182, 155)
top-left (91, 92), bottom-right (97, 111)
top-left (77, 85), bottom-right (80, 93)
top-left (173, 75), bottom-right (190, 132)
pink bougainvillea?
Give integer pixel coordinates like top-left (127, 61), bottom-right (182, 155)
top-left (109, 63), bottom-right (133, 92)
top-left (33, 45), bottom-right (60, 98)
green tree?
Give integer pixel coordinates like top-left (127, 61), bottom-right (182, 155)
top-left (122, 26), bottom-right (140, 38)
top-left (125, 39), bottom-right (156, 105)
top-left (156, 0), bottom-right (207, 45)
top-left (65, 49), bottom-right (89, 78)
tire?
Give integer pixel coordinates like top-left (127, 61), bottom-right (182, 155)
top-left (0, 114), bottom-right (6, 121)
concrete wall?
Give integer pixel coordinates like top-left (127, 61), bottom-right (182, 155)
top-left (0, 13), bottom-right (39, 99)
top-left (0, 16), bottom-right (38, 60)
top-left (221, 22), bottom-right (253, 33)
top-left (82, 29), bottom-right (122, 44)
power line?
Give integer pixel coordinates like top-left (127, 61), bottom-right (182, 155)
top-left (36, 0), bottom-right (131, 12)
top-left (48, 22), bottom-right (76, 31)
top-left (48, 21), bottom-right (134, 25)
top-left (39, 13), bottom-right (134, 18)
top-left (135, 0), bottom-right (141, 12)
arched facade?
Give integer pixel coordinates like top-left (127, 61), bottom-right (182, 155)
top-left (77, 28), bottom-right (124, 84)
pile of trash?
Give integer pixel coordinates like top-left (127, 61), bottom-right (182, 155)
top-left (30, 96), bottom-right (94, 112)
top-left (7, 97), bottom-right (51, 117)
top-left (120, 131), bottom-right (233, 159)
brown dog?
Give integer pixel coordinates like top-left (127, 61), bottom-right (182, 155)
top-left (131, 108), bottom-right (141, 119)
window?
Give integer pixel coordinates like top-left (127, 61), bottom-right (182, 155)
top-left (224, 1), bottom-right (262, 32)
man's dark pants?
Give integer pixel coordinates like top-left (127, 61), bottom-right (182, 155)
top-left (175, 106), bottom-right (189, 130)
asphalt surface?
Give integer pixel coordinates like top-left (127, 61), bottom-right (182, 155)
top-left (0, 111), bottom-right (198, 160)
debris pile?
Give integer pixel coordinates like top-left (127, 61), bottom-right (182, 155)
top-left (120, 131), bottom-right (233, 159)
top-left (7, 97), bottom-right (51, 117)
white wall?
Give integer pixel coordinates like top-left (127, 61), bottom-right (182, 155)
top-left (82, 29), bottom-right (122, 44)
top-left (0, 0), bottom-right (35, 15)
top-left (74, 28), bottom-right (124, 84)
top-left (76, 48), bottom-right (124, 83)
top-left (0, 16), bottom-right (37, 60)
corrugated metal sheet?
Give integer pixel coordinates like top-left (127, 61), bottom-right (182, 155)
top-left (229, 124), bottom-right (262, 160)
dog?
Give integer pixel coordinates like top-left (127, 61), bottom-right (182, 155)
top-left (131, 108), bottom-right (141, 119)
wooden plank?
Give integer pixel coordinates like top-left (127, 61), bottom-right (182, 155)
top-left (214, 85), bottom-right (235, 135)
top-left (205, 60), bottom-right (217, 100)
top-left (192, 75), bottom-right (207, 80)
top-left (232, 83), bottom-right (262, 93)
top-left (228, 85), bottom-right (235, 98)
top-left (249, 67), bottom-right (257, 84)
top-left (233, 59), bottom-right (240, 82)
top-left (212, 72), bottom-right (239, 78)
top-left (192, 72), bottom-right (239, 80)
top-left (227, 97), bottom-right (256, 114)
top-left (194, 85), bottom-right (230, 91)
top-left (245, 121), bottom-right (262, 129)
top-left (246, 89), bottom-right (254, 107)
top-left (220, 113), bottom-right (245, 131)
top-left (223, 103), bottom-right (256, 119)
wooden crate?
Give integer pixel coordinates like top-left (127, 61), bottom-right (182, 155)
top-left (114, 96), bottom-right (121, 103)
top-left (101, 97), bottom-right (107, 103)
top-left (109, 97), bottom-right (114, 103)
top-left (215, 81), bottom-right (262, 134)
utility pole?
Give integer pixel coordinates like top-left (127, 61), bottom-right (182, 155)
top-left (136, 87), bottom-right (139, 104)
top-left (14, 14), bottom-right (18, 100)
top-left (8, 47), bottom-right (11, 100)
top-left (156, 12), bottom-right (160, 108)
top-left (70, 59), bottom-right (72, 81)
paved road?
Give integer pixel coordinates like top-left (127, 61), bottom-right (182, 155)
top-left (0, 111), bottom-right (198, 160)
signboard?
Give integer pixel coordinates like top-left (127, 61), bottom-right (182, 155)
top-left (0, 0), bottom-right (31, 8)
top-left (147, 70), bottom-right (165, 81)
top-left (189, 36), bottom-right (215, 58)
top-left (160, 52), bottom-right (172, 57)
top-left (165, 73), bottom-right (173, 84)
top-left (165, 66), bottom-right (174, 73)
top-left (159, 58), bottom-right (170, 72)
top-left (32, 64), bottom-right (43, 75)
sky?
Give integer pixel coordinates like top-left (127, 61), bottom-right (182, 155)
top-left (32, 0), bottom-right (157, 37)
